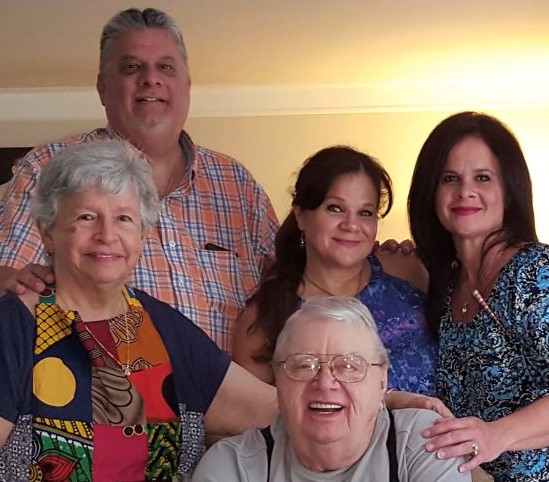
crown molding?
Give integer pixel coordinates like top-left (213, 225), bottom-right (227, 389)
top-left (1, 80), bottom-right (548, 122)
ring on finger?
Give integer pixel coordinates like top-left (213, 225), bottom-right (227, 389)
top-left (470, 441), bottom-right (479, 457)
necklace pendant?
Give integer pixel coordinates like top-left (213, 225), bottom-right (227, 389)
top-left (123, 365), bottom-right (132, 376)
top-left (461, 302), bottom-right (468, 315)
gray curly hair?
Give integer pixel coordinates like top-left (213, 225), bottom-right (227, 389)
top-left (30, 139), bottom-right (160, 231)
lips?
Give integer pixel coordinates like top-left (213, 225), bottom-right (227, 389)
top-left (309, 402), bottom-right (344, 413)
top-left (88, 253), bottom-right (122, 260)
top-left (334, 238), bottom-right (361, 247)
top-left (136, 95), bottom-right (167, 103)
top-left (451, 207), bottom-right (481, 216)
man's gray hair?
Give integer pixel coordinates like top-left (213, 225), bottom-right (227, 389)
top-left (274, 296), bottom-right (389, 364)
top-left (99, 7), bottom-right (187, 72)
top-left (30, 139), bottom-right (160, 231)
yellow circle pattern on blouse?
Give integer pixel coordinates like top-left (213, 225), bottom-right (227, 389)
top-left (33, 357), bottom-right (76, 407)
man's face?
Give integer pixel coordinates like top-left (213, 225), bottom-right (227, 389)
top-left (97, 28), bottom-right (191, 146)
top-left (275, 317), bottom-right (387, 460)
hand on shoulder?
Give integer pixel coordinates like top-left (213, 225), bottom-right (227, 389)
top-left (1, 264), bottom-right (54, 296)
top-left (374, 240), bottom-right (429, 293)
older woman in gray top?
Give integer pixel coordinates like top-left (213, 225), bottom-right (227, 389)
top-left (193, 297), bottom-right (470, 482)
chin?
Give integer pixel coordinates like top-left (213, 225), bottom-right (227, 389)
top-left (303, 424), bottom-right (347, 445)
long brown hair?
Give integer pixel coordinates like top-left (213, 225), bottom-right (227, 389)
top-left (408, 112), bottom-right (537, 336)
top-left (249, 145), bottom-right (393, 362)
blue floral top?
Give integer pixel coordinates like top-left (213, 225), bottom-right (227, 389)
top-left (358, 255), bottom-right (437, 395)
top-left (437, 243), bottom-right (549, 482)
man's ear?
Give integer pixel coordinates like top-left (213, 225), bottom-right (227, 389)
top-left (380, 370), bottom-right (388, 393)
top-left (379, 370), bottom-right (388, 410)
top-left (96, 73), bottom-right (106, 106)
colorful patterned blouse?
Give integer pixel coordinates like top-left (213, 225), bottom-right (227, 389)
top-left (0, 286), bottom-right (230, 481)
top-left (437, 243), bottom-right (549, 481)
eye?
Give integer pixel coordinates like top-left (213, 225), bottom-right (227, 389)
top-left (160, 63), bottom-right (175, 71)
top-left (288, 355), bottom-right (317, 371)
top-left (326, 204), bottom-right (343, 213)
top-left (358, 209), bottom-right (374, 217)
top-left (334, 355), bottom-right (366, 372)
top-left (121, 63), bottom-right (140, 74)
top-left (76, 213), bottom-right (94, 221)
top-left (476, 174), bottom-right (491, 182)
top-left (441, 174), bottom-right (458, 183)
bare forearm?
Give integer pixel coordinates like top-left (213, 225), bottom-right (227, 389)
top-left (493, 397), bottom-right (549, 451)
top-left (204, 362), bottom-right (278, 439)
top-left (0, 416), bottom-right (14, 450)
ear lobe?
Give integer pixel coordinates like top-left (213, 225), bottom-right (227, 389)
top-left (380, 371), bottom-right (388, 392)
top-left (293, 206), bottom-right (305, 230)
top-left (96, 74), bottom-right (106, 106)
top-left (38, 223), bottom-right (55, 255)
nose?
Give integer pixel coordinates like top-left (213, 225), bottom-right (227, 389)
top-left (95, 218), bottom-right (117, 243)
top-left (340, 212), bottom-right (359, 232)
top-left (312, 362), bottom-right (339, 388)
top-left (457, 180), bottom-right (475, 199)
top-left (139, 66), bottom-right (162, 87)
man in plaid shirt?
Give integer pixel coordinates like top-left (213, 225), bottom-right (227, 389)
top-left (0, 8), bottom-right (278, 353)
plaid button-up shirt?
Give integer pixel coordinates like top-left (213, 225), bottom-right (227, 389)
top-left (0, 128), bottom-right (278, 353)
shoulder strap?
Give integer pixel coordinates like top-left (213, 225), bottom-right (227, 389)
top-left (260, 425), bottom-right (274, 481)
top-left (386, 410), bottom-right (400, 482)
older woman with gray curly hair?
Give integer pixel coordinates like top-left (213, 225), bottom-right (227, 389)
top-left (0, 140), bottom-right (276, 481)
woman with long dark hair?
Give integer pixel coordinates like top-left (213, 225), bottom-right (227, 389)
top-left (409, 111), bottom-right (549, 481)
top-left (233, 145), bottom-right (437, 396)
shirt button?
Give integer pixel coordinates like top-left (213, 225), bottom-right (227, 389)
top-left (169, 241), bottom-right (177, 248)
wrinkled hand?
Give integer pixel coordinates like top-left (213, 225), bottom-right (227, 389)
top-left (374, 239), bottom-right (416, 255)
top-left (4, 264), bottom-right (54, 295)
top-left (423, 416), bottom-right (504, 473)
top-left (385, 391), bottom-right (453, 418)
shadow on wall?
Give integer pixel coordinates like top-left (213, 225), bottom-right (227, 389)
top-left (0, 147), bottom-right (31, 184)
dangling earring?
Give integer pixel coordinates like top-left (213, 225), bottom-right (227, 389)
top-left (299, 231), bottom-right (305, 248)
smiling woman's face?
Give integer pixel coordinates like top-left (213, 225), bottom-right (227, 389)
top-left (275, 316), bottom-right (387, 471)
top-left (435, 135), bottom-right (505, 244)
top-left (294, 172), bottom-right (379, 271)
top-left (40, 187), bottom-right (145, 291)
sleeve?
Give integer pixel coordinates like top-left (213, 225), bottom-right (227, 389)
top-left (0, 146), bottom-right (53, 267)
top-left (135, 290), bottom-right (231, 413)
top-left (397, 409), bottom-right (471, 482)
top-left (191, 439), bottom-right (245, 482)
top-left (192, 431), bottom-right (267, 482)
top-left (0, 295), bottom-right (35, 423)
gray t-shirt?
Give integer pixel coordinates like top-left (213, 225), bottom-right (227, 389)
top-left (192, 408), bottom-right (471, 482)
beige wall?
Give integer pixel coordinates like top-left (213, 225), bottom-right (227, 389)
top-left (188, 108), bottom-right (549, 242)
top-left (1, 106), bottom-right (548, 242)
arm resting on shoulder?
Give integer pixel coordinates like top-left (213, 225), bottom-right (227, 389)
top-left (0, 264), bottom-right (54, 296)
top-left (425, 396), bottom-right (549, 473)
top-left (376, 249), bottom-right (429, 293)
top-left (232, 303), bottom-right (275, 384)
top-left (0, 416), bottom-right (14, 450)
top-left (386, 390), bottom-right (453, 418)
top-left (204, 362), bottom-right (277, 440)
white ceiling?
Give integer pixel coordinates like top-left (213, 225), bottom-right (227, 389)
top-left (1, 0), bottom-right (548, 90)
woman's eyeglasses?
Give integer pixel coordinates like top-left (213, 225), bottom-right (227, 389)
top-left (275, 353), bottom-right (384, 383)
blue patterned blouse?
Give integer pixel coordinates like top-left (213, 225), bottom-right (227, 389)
top-left (437, 243), bottom-right (549, 482)
top-left (358, 255), bottom-right (437, 396)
